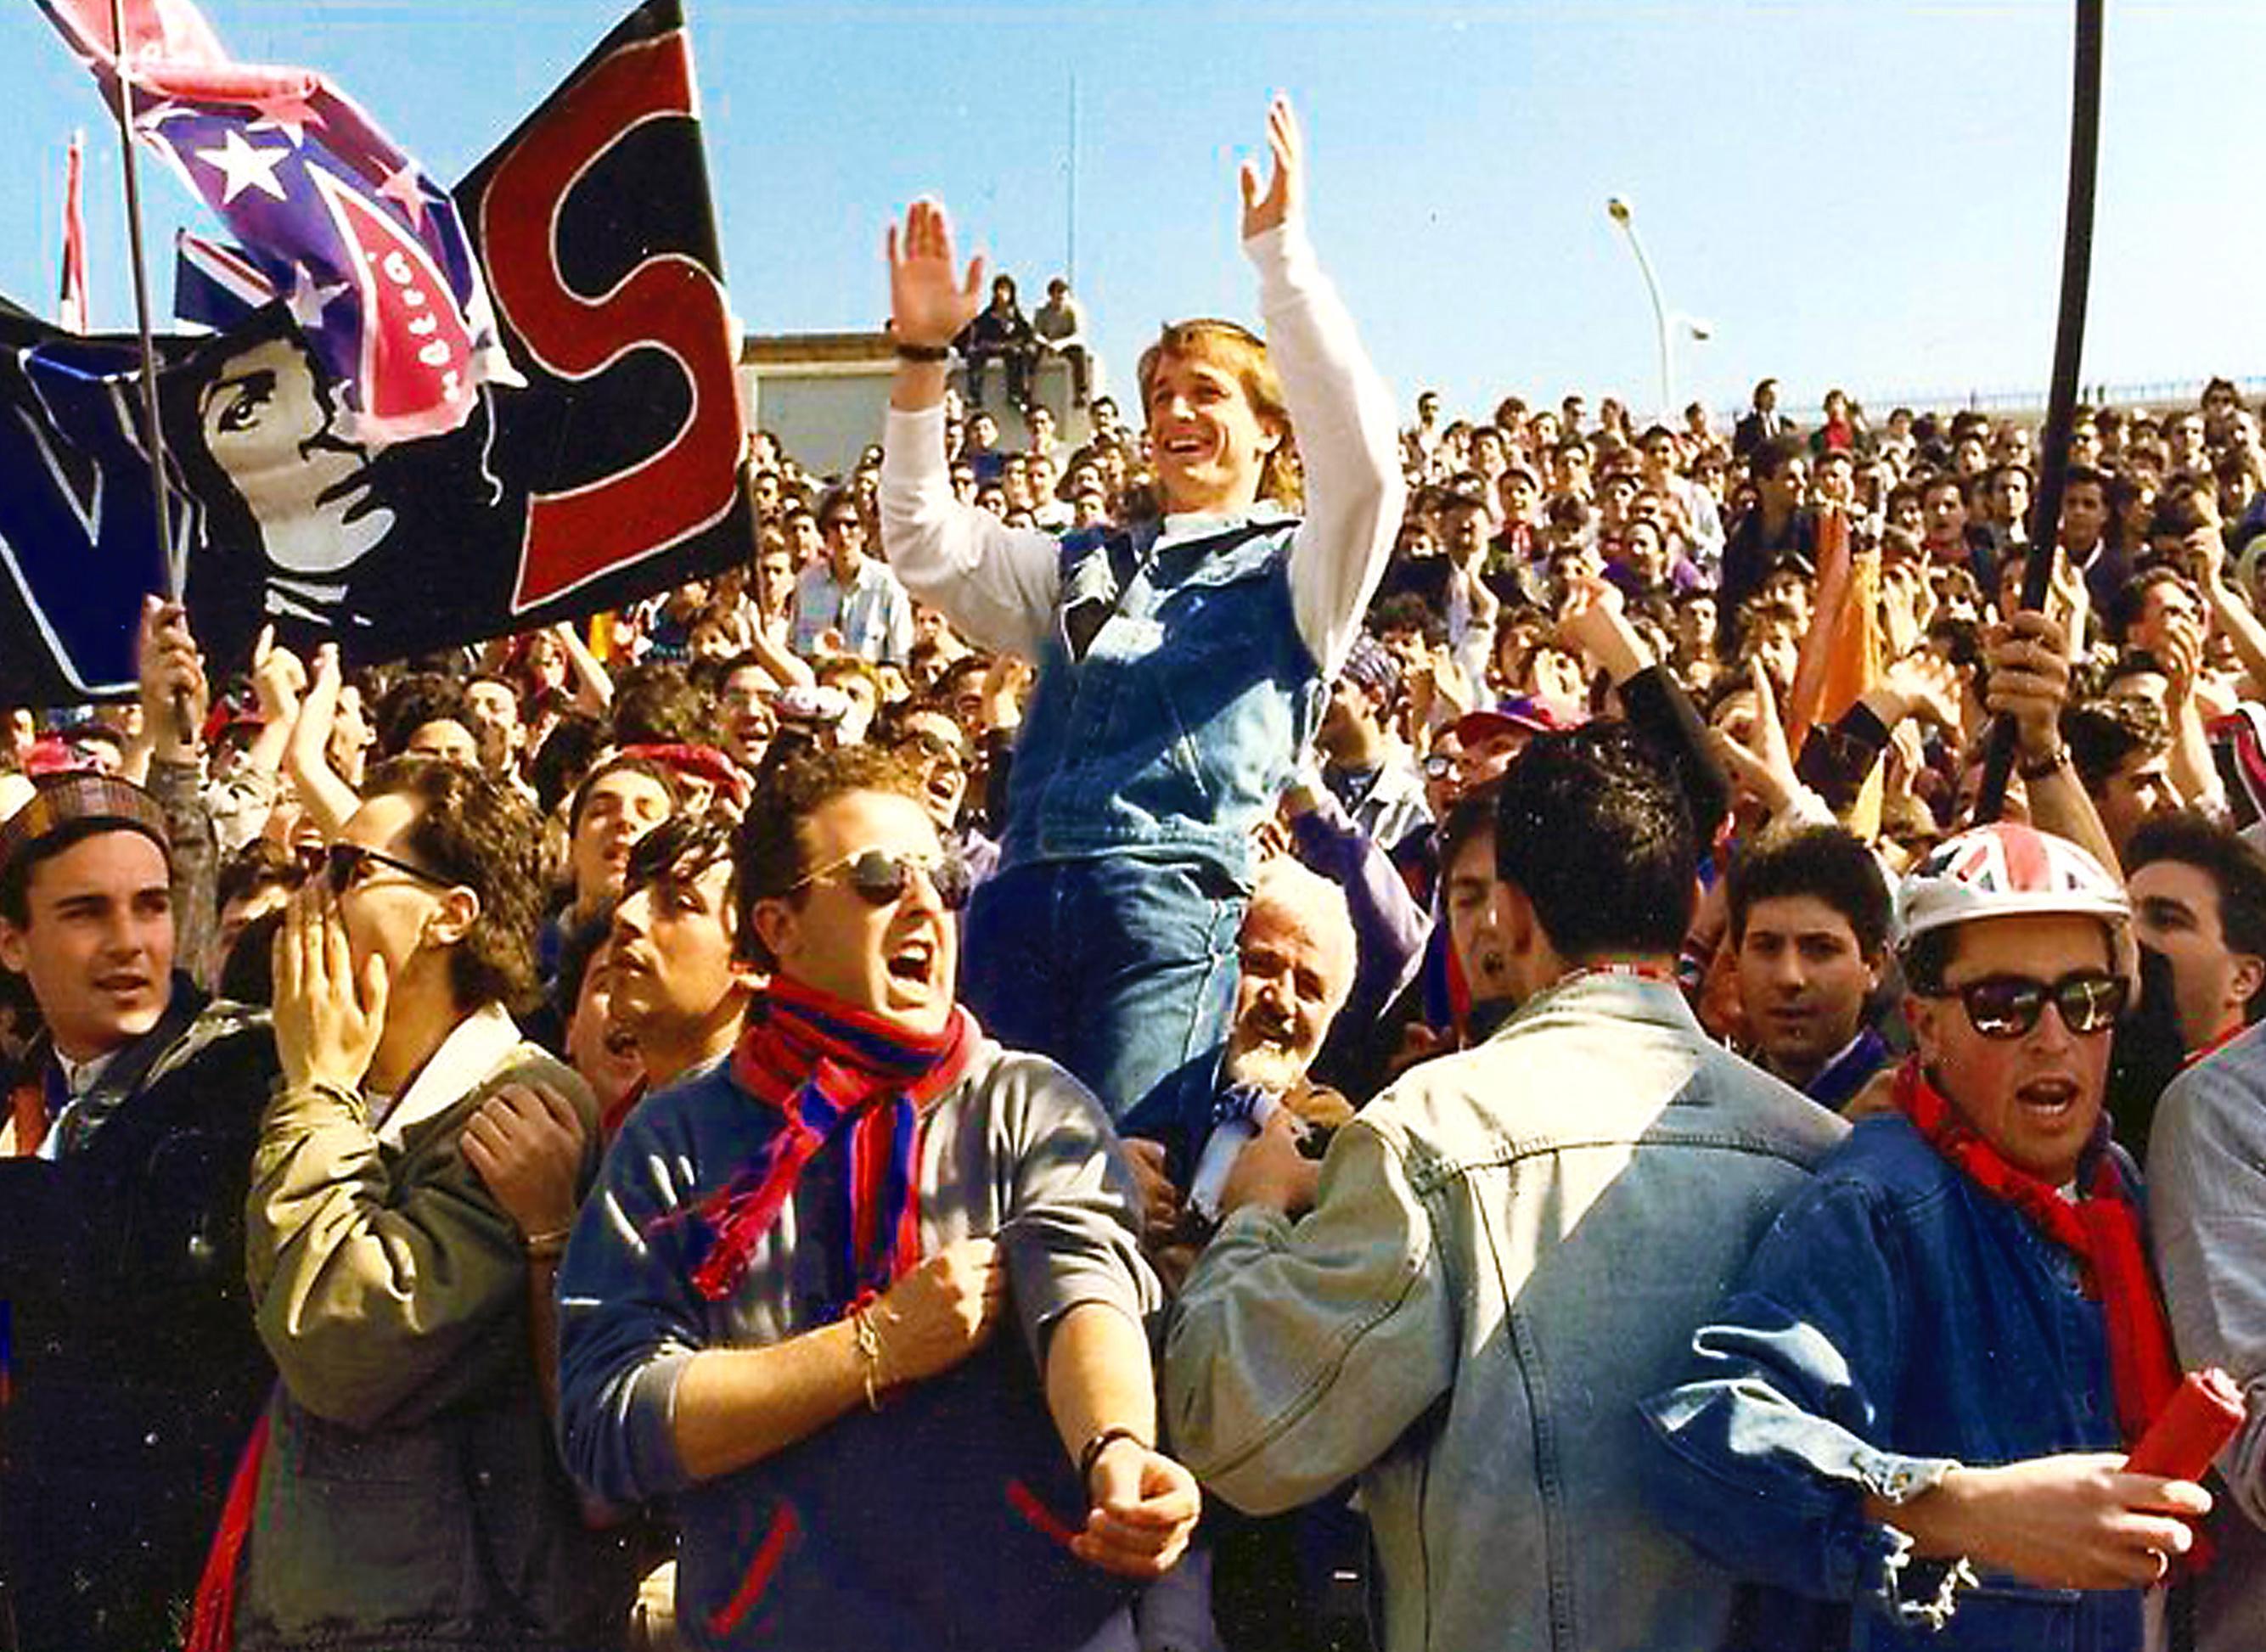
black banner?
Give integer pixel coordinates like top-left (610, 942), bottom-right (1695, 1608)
top-left (0, 0), bottom-right (750, 705)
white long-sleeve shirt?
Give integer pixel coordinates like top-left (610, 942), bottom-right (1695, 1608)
top-left (880, 222), bottom-right (1403, 680)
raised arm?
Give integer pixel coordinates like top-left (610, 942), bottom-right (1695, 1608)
top-left (1246, 97), bottom-right (1405, 679)
top-left (878, 199), bottom-right (1061, 660)
top-left (127, 598), bottom-right (221, 978)
top-left (284, 644), bottom-right (364, 842)
top-left (553, 621), bottom-right (616, 715)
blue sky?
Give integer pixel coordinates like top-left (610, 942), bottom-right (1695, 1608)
top-left (7, 0), bottom-right (2264, 430)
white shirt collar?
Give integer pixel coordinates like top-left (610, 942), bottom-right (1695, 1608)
top-left (1157, 500), bottom-right (1290, 548)
top-left (55, 1047), bottom-right (121, 1099)
top-left (373, 1003), bottom-right (525, 1147)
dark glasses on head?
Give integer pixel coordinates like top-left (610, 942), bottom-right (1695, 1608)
top-left (789, 846), bottom-right (972, 912)
top-left (324, 841), bottom-right (454, 897)
top-left (1929, 970), bottom-right (2127, 1040)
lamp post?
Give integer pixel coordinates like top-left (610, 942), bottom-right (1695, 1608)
top-left (1605, 195), bottom-right (1673, 421)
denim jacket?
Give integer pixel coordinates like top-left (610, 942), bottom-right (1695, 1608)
top-left (1164, 973), bottom-right (1844, 1652)
top-left (1640, 1115), bottom-right (2144, 1652)
top-left (1003, 516), bottom-right (1324, 884)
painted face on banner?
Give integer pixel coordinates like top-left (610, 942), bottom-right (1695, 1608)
top-left (195, 334), bottom-right (392, 578)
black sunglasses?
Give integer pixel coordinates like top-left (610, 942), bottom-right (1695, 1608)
top-left (1928, 970), bottom-right (2128, 1041)
top-left (325, 841), bottom-right (456, 897)
top-left (896, 729), bottom-right (970, 772)
top-left (787, 846), bottom-right (972, 912)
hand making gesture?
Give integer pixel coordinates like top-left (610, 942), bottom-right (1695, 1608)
top-left (272, 883), bottom-right (389, 1094)
top-left (1239, 94), bottom-right (1304, 241)
top-left (887, 199), bottom-right (987, 354)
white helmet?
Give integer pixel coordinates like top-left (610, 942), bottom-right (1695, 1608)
top-left (1896, 821), bottom-right (2128, 952)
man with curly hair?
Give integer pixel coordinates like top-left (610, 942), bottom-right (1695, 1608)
top-left (212, 757), bottom-right (636, 1651)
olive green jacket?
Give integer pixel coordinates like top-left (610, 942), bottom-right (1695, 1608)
top-left (240, 1006), bottom-right (634, 1652)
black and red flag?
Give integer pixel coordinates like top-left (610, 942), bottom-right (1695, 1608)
top-left (0, 0), bottom-right (750, 705)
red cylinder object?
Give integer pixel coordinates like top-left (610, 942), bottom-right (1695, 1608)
top-left (2128, 1368), bottom-right (2246, 1481)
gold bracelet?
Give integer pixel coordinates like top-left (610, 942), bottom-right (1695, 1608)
top-left (851, 1306), bottom-right (885, 1412)
top-left (523, 1226), bottom-right (571, 1261)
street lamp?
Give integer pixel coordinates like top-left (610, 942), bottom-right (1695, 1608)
top-left (1605, 195), bottom-right (1674, 420)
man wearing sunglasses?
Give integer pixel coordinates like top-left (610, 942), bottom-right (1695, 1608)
top-left (1645, 821), bottom-right (2213, 1651)
top-left (557, 746), bottom-right (1199, 1651)
top-left (229, 756), bottom-right (634, 1649)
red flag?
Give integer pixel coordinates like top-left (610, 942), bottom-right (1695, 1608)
top-left (58, 132), bottom-right (89, 334)
top-left (36, 0), bottom-right (226, 76)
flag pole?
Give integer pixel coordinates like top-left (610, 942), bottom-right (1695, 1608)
top-left (1970, 0), bottom-right (2102, 824)
top-left (104, 0), bottom-right (194, 736)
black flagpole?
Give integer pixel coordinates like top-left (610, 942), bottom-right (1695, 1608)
top-left (1971, 0), bottom-right (2104, 824)
top-left (104, 0), bottom-right (194, 738)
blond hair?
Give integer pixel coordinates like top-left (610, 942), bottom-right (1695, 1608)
top-left (1135, 319), bottom-right (1301, 512)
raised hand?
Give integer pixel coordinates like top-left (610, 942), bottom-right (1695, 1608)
top-left (250, 625), bottom-right (308, 723)
top-left (1239, 94), bottom-right (1303, 241)
top-left (136, 596), bottom-right (208, 761)
top-left (1881, 647), bottom-right (1963, 731)
top-left (1710, 659), bottom-right (1800, 817)
top-left (1983, 610), bottom-right (2073, 760)
top-left (886, 199), bottom-right (987, 351)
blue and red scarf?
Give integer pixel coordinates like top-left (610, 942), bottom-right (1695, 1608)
top-left (683, 976), bottom-right (976, 1308)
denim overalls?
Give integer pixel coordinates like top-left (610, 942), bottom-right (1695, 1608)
top-left (960, 515), bottom-right (1325, 1122)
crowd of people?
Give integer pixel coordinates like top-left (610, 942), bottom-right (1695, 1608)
top-left (3, 94), bottom-right (2266, 1652)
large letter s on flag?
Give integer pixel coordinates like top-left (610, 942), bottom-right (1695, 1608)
top-left (479, 28), bottom-right (739, 611)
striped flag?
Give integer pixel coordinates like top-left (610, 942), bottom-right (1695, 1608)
top-left (58, 132), bottom-right (89, 334)
top-left (171, 229), bottom-right (276, 330)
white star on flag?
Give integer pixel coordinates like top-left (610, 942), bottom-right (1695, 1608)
top-left (284, 264), bottom-right (350, 332)
top-left (376, 163), bottom-right (427, 231)
top-left (195, 129), bottom-right (290, 204)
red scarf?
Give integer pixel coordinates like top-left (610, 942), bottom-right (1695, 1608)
top-left (186, 988), bottom-right (976, 1651)
top-left (1893, 1059), bottom-right (2180, 1447)
top-left (680, 977), bottom-right (975, 1306)
top-left (184, 1409), bottom-right (269, 1652)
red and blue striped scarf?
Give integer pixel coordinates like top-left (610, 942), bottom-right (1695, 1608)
top-left (683, 976), bottom-right (976, 1307)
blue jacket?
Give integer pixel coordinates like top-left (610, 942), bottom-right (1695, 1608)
top-left (557, 1037), bottom-right (1157, 1651)
top-left (1641, 1115), bottom-right (2142, 1651)
top-left (1004, 517), bottom-right (1324, 883)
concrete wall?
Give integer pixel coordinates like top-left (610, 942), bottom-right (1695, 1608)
top-left (741, 345), bottom-right (1102, 480)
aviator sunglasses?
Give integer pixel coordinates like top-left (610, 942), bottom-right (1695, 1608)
top-left (1926, 970), bottom-right (2128, 1041)
top-left (786, 846), bottom-right (972, 912)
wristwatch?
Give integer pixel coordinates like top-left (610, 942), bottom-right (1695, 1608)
top-left (2017, 745), bottom-right (2071, 781)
